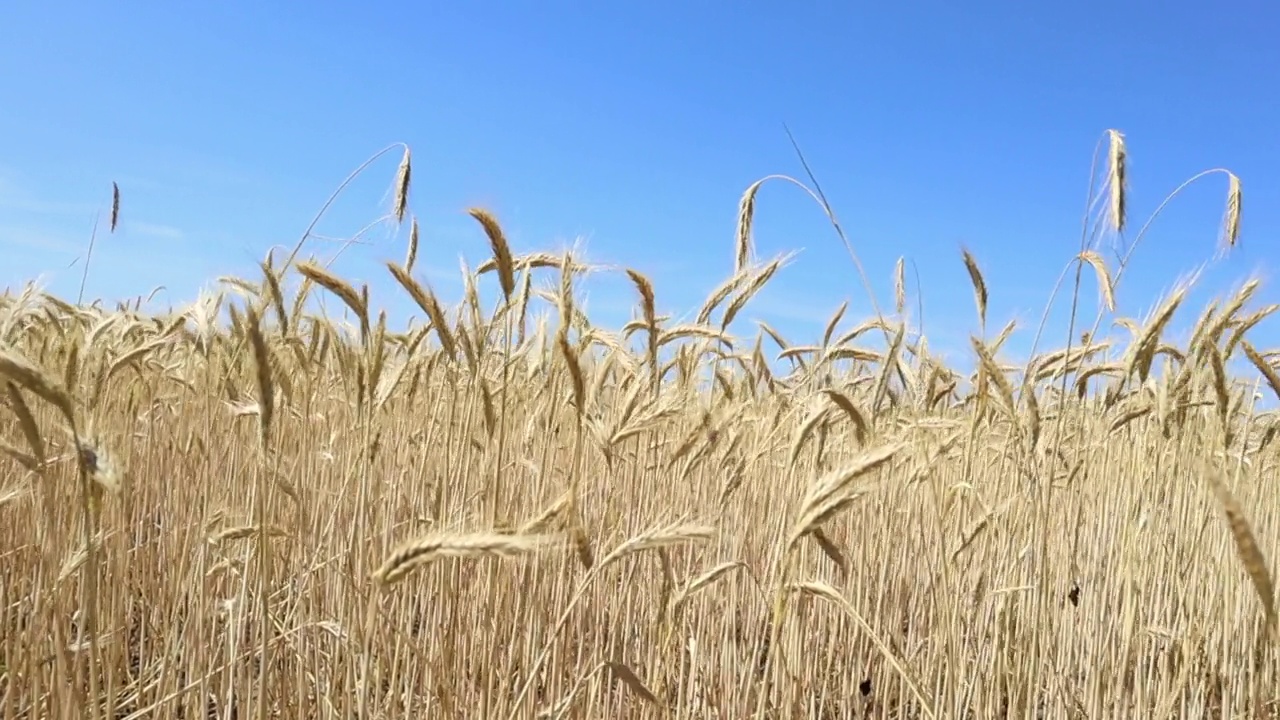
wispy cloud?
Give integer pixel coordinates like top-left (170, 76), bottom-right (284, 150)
top-left (0, 169), bottom-right (99, 217)
top-left (748, 294), bottom-right (844, 327)
top-left (0, 224), bottom-right (84, 254)
top-left (127, 220), bottom-right (185, 241)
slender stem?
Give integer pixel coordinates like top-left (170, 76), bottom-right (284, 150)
top-left (69, 424), bottom-right (101, 720)
top-left (77, 214), bottom-right (101, 306)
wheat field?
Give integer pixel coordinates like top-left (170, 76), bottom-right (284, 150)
top-left (1, 132), bottom-right (1278, 719)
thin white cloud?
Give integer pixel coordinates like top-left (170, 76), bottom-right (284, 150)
top-left (127, 221), bottom-right (185, 241)
top-left (0, 170), bottom-right (99, 217)
top-left (0, 224), bottom-right (84, 254)
top-left (0, 191), bottom-right (98, 217)
top-left (107, 174), bottom-right (169, 193)
top-left (749, 295), bottom-right (843, 327)
top-left (419, 264), bottom-right (465, 287)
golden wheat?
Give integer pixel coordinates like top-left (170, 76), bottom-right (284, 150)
top-left (3, 130), bottom-right (1277, 720)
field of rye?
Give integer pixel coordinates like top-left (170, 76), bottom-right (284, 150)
top-left (1, 130), bottom-right (1277, 719)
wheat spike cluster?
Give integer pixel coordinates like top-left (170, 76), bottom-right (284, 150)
top-left (0, 132), bottom-right (1276, 718)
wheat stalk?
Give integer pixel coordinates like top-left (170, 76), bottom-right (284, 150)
top-left (961, 248), bottom-right (988, 333)
top-left (1205, 470), bottom-right (1276, 637)
top-left (1106, 129), bottom-right (1127, 233)
top-left (469, 208), bottom-right (516, 301)
top-left (373, 532), bottom-right (545, 585)
top-left (393, 147), bottom-right (412, 223)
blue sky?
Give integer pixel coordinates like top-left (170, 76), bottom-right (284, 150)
top-left (3, 1), bottom-right (1279, 371)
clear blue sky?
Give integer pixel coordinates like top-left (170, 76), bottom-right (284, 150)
top-left (3, 2), bottom-right (1279, 368)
